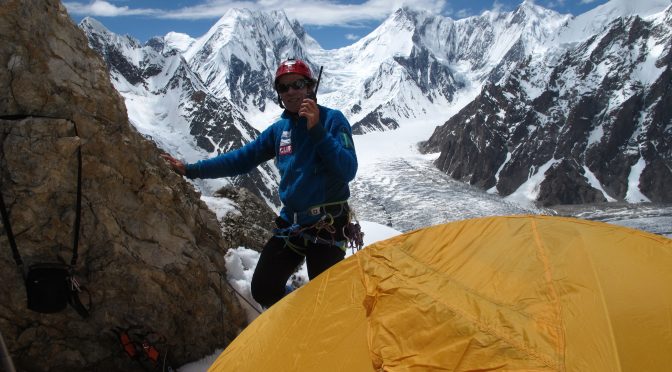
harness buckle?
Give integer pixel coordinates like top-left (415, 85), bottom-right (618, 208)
top-left (70, 276), bottom-right (81, 292)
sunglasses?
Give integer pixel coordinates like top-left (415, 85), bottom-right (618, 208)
top-left (276, 79), bottom-right (310, 93)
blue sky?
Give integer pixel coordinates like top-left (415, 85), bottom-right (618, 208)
top-left (65, 0), bottom-right (610, 50)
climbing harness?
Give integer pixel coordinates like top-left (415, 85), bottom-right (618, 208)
top-left (273, 201), bottom-right (364, 254)
top-left (0, 119), bottom-right (91, 318)
top-left (112, 325), bottom-right (174, 372)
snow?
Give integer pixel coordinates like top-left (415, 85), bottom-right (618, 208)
top-left (519, 76), bottom-right (545, 101)
top-left (80, 17), bottom-right (111, 36)
top-left (632, 37), bottom-right (667, 85)
top-left (625, 156), bottom-right (652, 203)
top-left (164, 32), bottom-right (195, 53)
top-left (583, 166), bottom-right (617, 202)
top-left (200, 196), bottom-right (240, 220)
top-left (488, 152), bottom-right (512, 194)
top-left (555, 0), bottom-right (672, 45)
top-left (504, 158), bottom-right (560, 206)
top-left (587, 124), bottom-right (605, 147)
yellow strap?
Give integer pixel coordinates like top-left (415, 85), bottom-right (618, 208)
top-left (283, 238), bottom-right (307, 257)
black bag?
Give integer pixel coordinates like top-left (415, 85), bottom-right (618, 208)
top-left (25, 263), bottom-right (72, 313)
top-left (1, 121), bottom-right (90, 318)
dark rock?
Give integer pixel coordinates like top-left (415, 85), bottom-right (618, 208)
top-left (537, 159), bottom-right (608, 206)
top-left (215, 186), bottom-right (275, 251)
top-left (352, 105), bottom-right (399, 134)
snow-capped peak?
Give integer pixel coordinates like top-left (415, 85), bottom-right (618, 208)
top-left (178, 8), bottom-right (320, 114)
top-left (344, 8), bottom-right (419, 63)
top-left (596, 0), bottom-right (671, 18)
top-left (79, 16), bottom-right (112, 38)
top-left (164, 32), bottom-right (195, 53)
top-left (509, 1), bottom-right (571, 52)
top-left (555, 0), bottom-right (671, 44)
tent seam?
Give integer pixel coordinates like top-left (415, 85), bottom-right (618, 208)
top-left (530, 218), bottom-right (566, 372)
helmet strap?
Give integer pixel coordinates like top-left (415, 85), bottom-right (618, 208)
top-left (277, 93), bottom-right (285, 108)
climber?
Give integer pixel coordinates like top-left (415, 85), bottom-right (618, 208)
top-left (161, 58), bottom-right (358, 308)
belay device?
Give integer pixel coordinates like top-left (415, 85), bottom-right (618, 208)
top-left (0, 121), bottom-right (90, 318)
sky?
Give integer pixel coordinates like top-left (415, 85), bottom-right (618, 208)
top-left (64, 0), bottom-right (611, 50)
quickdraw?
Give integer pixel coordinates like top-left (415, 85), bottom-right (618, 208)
top-left (273, 206), bottom-right (365, 253)
top-left (343, 220), bottom-right (364, 252)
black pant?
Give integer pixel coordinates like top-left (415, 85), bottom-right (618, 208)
top-left (251, 214), bottom-right (348, 308)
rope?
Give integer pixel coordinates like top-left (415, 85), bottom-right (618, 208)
top-left (0, 331), bottom-right (16, 372)
top-left (211, 270), bottom-right (263, 315)
top-left (224, 277), bottom-right (263, 315)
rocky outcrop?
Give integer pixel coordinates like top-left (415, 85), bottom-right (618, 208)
top-left (215, 186), bottom-right (275, 251)
top-left (351, 105), bottom-right (400, 134)
top-left (0, 1), bottom-right (258, 370)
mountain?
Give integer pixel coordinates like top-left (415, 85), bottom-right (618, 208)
top-left (78, 0), bottom-right (671, 207)
top-left (421, 2), bottom-right (672, 205)
top-left (312, 4), bottom-right (570, 134)
top-left (553, 0), bottom-right (672, 44)
top-left (80, 17), bottom-right (280, 208)
top-left (183, 8), bottom-right (319, 114)
top-left (77, 3), bottom-right (566, 197)
top-left (80, 3), bottom-right (568, 136)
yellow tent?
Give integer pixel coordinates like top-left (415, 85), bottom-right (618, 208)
top-left (210, 215), bottom-right (672, 371)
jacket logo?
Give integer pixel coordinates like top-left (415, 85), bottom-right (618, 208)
top-left (280, 130), bottom-right (292, 155)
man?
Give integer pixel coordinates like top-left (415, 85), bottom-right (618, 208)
top-left (162, 58), bottom-right (358, 308)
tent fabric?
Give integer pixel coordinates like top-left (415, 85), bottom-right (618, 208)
top-left (210, 215), bottom-right (672, 371)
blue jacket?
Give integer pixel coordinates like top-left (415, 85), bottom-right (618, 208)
top-left (185, 105), bottom-right (358, 225)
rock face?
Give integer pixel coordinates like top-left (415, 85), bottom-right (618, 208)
top-left (421, 9), bottom-right (672, 206)
top-left (215, 186), bottom-right (275, 251)
top-left (0, 1), bottom-right (260, 370)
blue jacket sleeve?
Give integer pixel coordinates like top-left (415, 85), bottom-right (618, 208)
top-left (185, 126), bottom-right (276, 179)
top-left (307, 109), bottom-right (358, 182)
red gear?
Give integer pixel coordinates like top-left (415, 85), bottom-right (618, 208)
top-left (274, 59), bottom-right (314, 85)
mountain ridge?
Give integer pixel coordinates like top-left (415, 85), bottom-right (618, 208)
top-left (422, 5), bottom-right (672, 205)
top-left (79, 0), bottom-right (672, 206)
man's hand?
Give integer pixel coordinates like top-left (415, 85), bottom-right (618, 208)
top-left (299, 98), bottom-right (319, 129)
top-left (160, 153), bottom-right (186, 176)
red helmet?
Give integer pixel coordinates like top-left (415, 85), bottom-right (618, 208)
top-left (274, 59), bottom-right (314, 85)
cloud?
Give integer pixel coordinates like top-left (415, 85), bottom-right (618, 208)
top-left (64, 0), bottom-right (158, 16)
top-left (65, 0), bottom-right (448, 26)
top-left (545, 0), bottom-right (567, 9)
top-left (455, 8), bottom-right (472, 18)
top-left (579, 0), bottom-right (596, 3)
top-left (491, 1), bottom-right (505, 13)
top-left (345, 33), bottom-right (360, 41)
